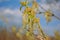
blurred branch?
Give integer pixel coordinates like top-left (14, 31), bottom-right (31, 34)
top-left (38, 4), bottom-right (60, 20)
top-left (54, 15), bottom-right (60, 20)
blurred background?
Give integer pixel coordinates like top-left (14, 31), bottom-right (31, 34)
top-left (0, 0), bottom-right (60, 40)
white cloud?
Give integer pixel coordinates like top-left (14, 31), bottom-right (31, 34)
top-left (38, 0), bottom-right (60, 10)
top-left (0, 8), bottom-right (22, 27)
top-left (0, 8), bottom-right (22, 16)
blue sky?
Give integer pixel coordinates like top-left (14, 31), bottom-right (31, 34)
top-left (0, 0), bottom-right (60, 36)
